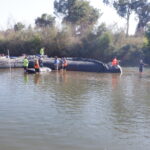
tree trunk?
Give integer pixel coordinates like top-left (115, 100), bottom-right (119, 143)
top-left (126, 7), bottom-right (130, 37)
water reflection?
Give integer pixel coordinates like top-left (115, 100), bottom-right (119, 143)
top-left (111, 74), bottom-right (121, 89)
top-left (1, 68), bottom-right (150, 150)
top-left (34, 74), bottom-right (41, 84)
top-left (23, 74), bottom-right (29, 83)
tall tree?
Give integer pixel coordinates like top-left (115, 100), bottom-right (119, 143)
top-left (35, 13), bottom-right (56, 28)
top-left (14, 22), bottom-right (25, 31)
top-left (54, 0), bottom-right (100, 34)
top-left (113, 0), bottom-right (135, 37)
top-left (134, 1), bottom-right (150, 35)
top-left (145, 24), bottom-right (150, 46)
top-left (103, 0), bottom-right (150, 36)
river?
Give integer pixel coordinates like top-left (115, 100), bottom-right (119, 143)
top-left (0, 68), bottom-right (150, 150)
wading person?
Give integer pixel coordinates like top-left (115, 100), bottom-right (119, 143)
top-left (61, 57), bottom-right (68, 70)
top-left (112, 57), bottom-right (119, 66)
top-left (23, 56), bottom-right (29, 73)
top-left (139, 59), bottom-right (147, 75)
top-left (39, 57), bottom-right (43, 67)
top-left (34, 59), bottom-right (40, 73)
top-left (54, 56), bottom-right (60, 70)
top-left (40, 47), bottom-right (45, 57)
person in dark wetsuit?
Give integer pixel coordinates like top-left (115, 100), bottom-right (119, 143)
top-left (139, 59), bottom-right (145, 73)
top-left (39, 57), bottom-right (43, 67)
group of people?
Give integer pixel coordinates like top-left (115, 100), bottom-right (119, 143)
top-left (23, 56), bottom-right (43, 73)
top-left (23, 47), bottom-right (68, 73)
top-left (54, 56), bottom-right (68, 70)
top-left (23, 46), bottom-right (146, 74)
top-left (23, 47), bottom-right (45, 73)
top-left (111, 57), bottom-right (147, 74)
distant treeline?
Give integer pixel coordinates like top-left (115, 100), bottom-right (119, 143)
top-left (0, 25), bottom-right (148, 66)
top-left (0, 0), bottom-right (150, 66)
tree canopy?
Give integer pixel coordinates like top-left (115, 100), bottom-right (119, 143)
top-left (14, 22), bottom-right (25, 31)
top-left (54, 0), bottom-right (100, 34)
top-left (35, 13), bottom-right (56, 28)
top-left (103, 0), bottom-right (150, 36)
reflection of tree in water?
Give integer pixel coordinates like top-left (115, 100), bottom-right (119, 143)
top-left (110, 74), bottom-right (147, 136)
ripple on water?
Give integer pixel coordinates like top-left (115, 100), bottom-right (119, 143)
top-left (0, 68), bottom-right (150, 150)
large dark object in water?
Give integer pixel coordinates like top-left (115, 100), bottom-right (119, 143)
top-left (28, 58), bottom-right (121, 73)
top-left (0, 57), bottom-right (122, 73)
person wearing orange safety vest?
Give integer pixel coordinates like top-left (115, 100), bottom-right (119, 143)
top-left (112, 57), bottom-right (119, 66)
top-left (61, 57), bottom-right (68, 70)
top-left (34, 59), bottom-right (40, 73)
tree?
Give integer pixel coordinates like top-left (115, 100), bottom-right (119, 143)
top-left (103, 0), bottom-right (150, 36)
top-left (113, 0), bottom-right (136, 37)
top-left (54, 0), bottom-right (100, 34)
top-left (35, 13), bottom-right (56, 28)
top-left (145, 24), bottom-right (150, 46)
top-left (14, 22), bottom-right (25, 31)
top-left (135, 1), bottom-right (150, 35)
top-left (143, 25), bottom-right (150, 63)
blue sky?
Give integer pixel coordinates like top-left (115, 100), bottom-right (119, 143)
top-left (0, 0), bottom-right (137, 34)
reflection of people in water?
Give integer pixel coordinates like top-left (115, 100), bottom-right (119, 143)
top-left (111, 74), bottom-right (120, 89)
top-left (54, 70), bottom-right (68, 84)
top-left (60, 70), bottom-right (68, 83)
top-left (24, 74), bottom-right (29, 83)
top-left (34, 74), bottom-right (41, 84)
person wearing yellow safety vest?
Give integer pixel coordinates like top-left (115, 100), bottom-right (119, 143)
top-left (40, 47), bottom-right (45, 56)
top-left (23, 56), bottom-right (29, 72)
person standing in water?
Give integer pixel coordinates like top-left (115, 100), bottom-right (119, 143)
top-left (39, 57), bottom-right (43, 67)
top-left (112, 57), bottom-right (119, 66)
top-left (139, 59), bottom-right (145, 74)
top-left (23, 56), bottom-right (29, 73)
top-left (54, 56), bottom-right (60, 70)
top-left (40, 47), bottom-right (45, 56)
top-left (60, 57), bottom-right (68, 70)
top-left (34, 59), bottom-right (40, 73)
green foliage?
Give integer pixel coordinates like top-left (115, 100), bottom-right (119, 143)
top-left (134, 0), bottom-right (150, 35)
top-left (54, 0), bottom-right (100, 34)
top-left (103, 0), bottom-right (150, 36)
top-left (113, 0), bottom-right (135, 36)
top-left (143, 25), bottom-right (150, 63)
top-left (14, 22), bottom-right (25, 31)
top-left (145, 25), bottom-right (150, 46)
top-left (35, 13), bottom-right (56, 28)
top-left (0, 23), bottom-right (145, 66)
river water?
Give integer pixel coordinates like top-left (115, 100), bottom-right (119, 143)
top-left (0, 68), bottom-right (150, 150)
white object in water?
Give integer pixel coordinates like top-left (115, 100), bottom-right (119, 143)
top-left (39, 67), bottom-right (52, 72)
top-left (117, 65), bottom-right (123, 74)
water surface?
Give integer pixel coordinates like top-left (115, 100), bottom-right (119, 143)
top-left (0, 68), bottom-right (150, 150)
